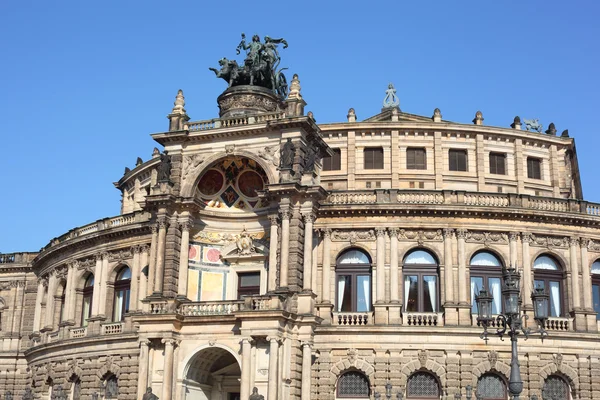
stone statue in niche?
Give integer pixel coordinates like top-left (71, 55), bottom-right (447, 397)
top-left (249, 387), bottom-right (264, 400)
top-left (157, 152), bottom-right (172, 183)
top-left (280, 138), bottom-right (295, 170)
top-left (142, 387), bottom-right (159, 400)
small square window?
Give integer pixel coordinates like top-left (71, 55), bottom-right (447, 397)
top-left (489, 152), bottom-right (506, 175)
top-left (375, 181), bottom-right (381, 188)
top-left (364, 148), bottom-right (384, 169)
top-left (322, 149), bottom-right (341, 171)
top-left (527, 157), bottom-right (542, 179)
top-left (238, 272), bottom-right (260, 299)
top-left (407, 148), bottom-right (427, 170)
top-left (449, 149), bottom-right (468, 172)
top-left (366, 182), bottom-right (372, 189)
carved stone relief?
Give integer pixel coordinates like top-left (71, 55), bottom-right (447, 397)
top-left (331, 230), bottom-right (376, 243)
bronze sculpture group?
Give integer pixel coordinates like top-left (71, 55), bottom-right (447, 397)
top-left (210, 33), bottom-right (289, 98)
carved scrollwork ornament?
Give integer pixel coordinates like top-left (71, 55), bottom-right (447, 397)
top-left (331, 230), bottom-right (376, 243)
top-left (347, 348), bottom-right (359, 363)
top-left (418, 349), bottom-right (428, 368)
top-left (488, 350), bottom-right (498, 369)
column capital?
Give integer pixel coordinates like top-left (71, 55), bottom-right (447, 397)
top-left (279, 208), bottom-right (291, 220)
top-left (455, 229), bottom-right (467, 239)
top-left (240, 337), bottom-right (254, 346)
top-left (321, 228), bottom-right (332, 238)
top-left (268, 214), bottom-right (279, 225)
top-left (388, 227), bottom-right (399, 238)
top-left (375, 227), bottom-right (387, 238)
top-left (150, 224), bottom-right (159, 234)
top-left (37, 276), bottom-right (48, 287)
top-left (139, 339), bottom-right (152, 348)
top-left (131, 245), bottom-right (142, 254)
top-left (580, 237), bottom-right (591, 248)
top-left (442, 228), bottom-right (454, 238)
top-left (509, 231), bottom-right (519, 242)
top-left (521, 232), bottom-right (532, 243)
top-left (161, 338), bottom-right (179, 347)
top-left (570, 237), bottom-right (581, 247)
top-left (179, 220), bottom-right (193, 232)
top-left (266, 336), bottom-right (283, 344)
top-left (140, 244), bottom-right (151, 254)
top-left (301, 212), bottom-right (316, 224)
top-left (157, 217), bottom-right (169, 230)
top-left (301, 341), bottom-right (313, 349)
top-left (67, 260), bottom-right (79, 270)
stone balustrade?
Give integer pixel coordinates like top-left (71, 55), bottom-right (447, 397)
top-left (403, 312), bottom-right (443, 327)
top-left (101, 322), bottom-right (124, 335)
top-left (322, 189), bottom-right (600, 218)
top-left (178, 300), bottom-right (243, 316)
top-left (69, 327), bottom-right (87, 339)
top-left (333, 312), bottom-right (373, 326)
top-left (545, 317), bottom-right (573, 331)
top-left (185, 111), bottom-right (286, 132)
top-left (0, 252), bottom-right (37, 264)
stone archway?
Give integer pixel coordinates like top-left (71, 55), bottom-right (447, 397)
top-left (183, 346), bottom-right (241, 400)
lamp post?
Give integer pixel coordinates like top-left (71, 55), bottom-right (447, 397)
top-left (475, 267), bottom-right (549, 400)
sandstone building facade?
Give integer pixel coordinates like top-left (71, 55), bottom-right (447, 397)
top-left (2, 73), bottom-right (600, 400)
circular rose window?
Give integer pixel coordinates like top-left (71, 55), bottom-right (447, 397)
top-left (198, 169), bottom-right (224, 197)
top-left (237, 170), bottom-right (264, 198)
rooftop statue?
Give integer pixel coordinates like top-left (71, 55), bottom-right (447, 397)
top-left (382, 83), bottom-right (400, 109)
top-left (210, 33), bottom-right (289, 98)
top-left (523, 118), bottom-right (543, 133)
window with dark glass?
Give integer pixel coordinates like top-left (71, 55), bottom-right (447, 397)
top-left (322, 148), bottom-right (341, 171)
top-left (403, 250), bottom-right (439, 313)
top-left (71, 378), bottom-right (81, 400)
top-left (363, 147), bottom-right (384, 169)
top-left (533, 255), bottom-right (564, 317)
top-left (337, 370), bottom-right (370, 398)
top-left (237, 272), bottom-right (260, 299)
top-left (59, 284), bottom-right (66, 323)
top-left (591, 261), bottom-right (600, 320)
top-left (113, 267), bottom-right (131, 322)
top-left (406, 371), bottom-right (440, 399)
top-left (527, 157), bottom-right (542, 179)
top-left (407, 148), bottom-right (427, 170)
top-left (449, 149), bottom-right (468, 172)
top-left (336, 249), bottom-right (372, 313)
top-left (81, 275), bottom-right (94, 326)
top-left (489, 152), bottom-right (506, 175)
top-left (542, 375), bottom-right (570, 399)
top-left (476, 373), bottom-right (507, 400)
top-left (105, 375), bottom-right (118, 399)
top-left (470, 252), bottom-right (503, 315)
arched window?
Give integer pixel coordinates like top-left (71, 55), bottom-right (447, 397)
top-left (592, 260), bottom-right (600, 320)
top-left (403, 250), bottom-right (439, 313)
top-left (336, 370), bottom-right (370, 398)
top-left (336, 249), bottom-right (372, 313)
top-left (470, 252), bottom-right (503, 315)
top-left (533, 255), bottom-right (564, 317)
top-left (81, 275), bottom-right (94, 327)
top-left (104, 375), bottom-right (119, 399)
top-left (476, 373), bottom-right (506, 400)
top-left (113, 267), bottom-right (131, 322)
top-left (58, 282), bottom-right (67, 324)
top-left (406, 371), bottom-right (440, 399)
top-left (70, 378), bottom-right (81, 400)
top-left (542, 375), bottom-right (570, 399)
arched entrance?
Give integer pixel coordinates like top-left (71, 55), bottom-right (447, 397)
top-left (183, 347), bottom-right (241, 400)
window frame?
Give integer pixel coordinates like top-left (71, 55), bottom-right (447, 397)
top-left (405, 371), bottom-right (441, 399)
top-left (476, 373), bottom-right (507, 400)
top-left (336, 370), bottom-right (371, 398)
top-left (488, 152), bottom-right (507, 175)
top-left (335, 249), bottom-right (372, 313)
top-left (406, 148), bottom-right (427, 170)
top-left (363, 147), bottom-right (384, 170)
top-left (470, 252), bottom-right (504, 315)
top-left (527, 157), bottom-right (542, 179)
top-left (322, 148), bottom-right (342, 171)
top-left (237, 271), bottom-right (261, 299)
top-left (592, 261), bottom-right (600, 320)
top-left (403, 250), bottom-right (440, 313)
top-left (112, 267), bottom-right (131, 322)
top-left (448, 149), bottom-right (468, 172)
top-left (533, 256), bottom-right (565, 318)
top-left (81, 275), bottom-right (94, 327)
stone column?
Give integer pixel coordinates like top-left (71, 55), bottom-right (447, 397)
top-left (161, 339), bottom-right (177, 400)
top-left (302, 213), bottom-right (315, 291)
top-left (240, 338), bottom-right (252, 400)
top-left (154, 217), bottom-right (168, 294)
top-left (321, 229), bottom-right (332, 303)
top-left (509, 232), bottom-right (518, 267)
top-left (137, 340), bottom-right (151, 399)
top-left (267, 337), bottom-right (280, 400)
top-left (521, 233), bottom-right (533, 308)
top-left (98, 252), bottom-right (109, 318)
top-left (177, 220), bottom-right (192, 298)
top-left (301, 342), bottom-right (312, 400)
top-left (268, 215), bottom-right (279, 291)
top-left (570, 237), bottom-right (582, 309)
top-left (139, 245), bottom-right (149, 310)
top-left (389, 228), bottom-right (399, 303)
top-left (376, 228), bottom-right (386, 303)
top-left (11, 282), bottom-right (23, 334)
top-left (91, 254), bottom-right (102, 317)
top-left (130, 246), bottom-right (141, 313)
top-left (581, 238), bottom-right (593, 310)
top-left (33, 278), bottom-right (46, 332)
top-left (148, 225), bottom-right (158, 297)
top-left (279, 209), bottom-right (291, 288)
top-left (456, 229), bottom-right (467, 304)
top-left (44, 272), bottom-right (58, 329)
top-left (65, 262), bottom-right (77, 322)
top-left (443, 229), bottom-right (455, 305)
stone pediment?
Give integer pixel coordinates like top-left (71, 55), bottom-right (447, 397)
top-left (363, 108), bottom-right (449, 123)
top-left (220, 230), bottom-right (268, 263)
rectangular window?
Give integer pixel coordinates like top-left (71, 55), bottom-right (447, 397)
top-left (407, 148), bottom-right (427, 170)
top-left (364, 147), bottom-right (384, 169)
top-left (449, 149), bottom-right (468, 172)
top-left (527, 157), bottom-right (542, 179)
top-left (237, 272), bottom-right (260, 299)
top-left (356, 275), bottom-right (371, 312)
top-left (489, 152), bottom-right (506, 175)
top-left (405, 275), bottom-right (418, 312)
top-left (423, 276), bottom-right (437, 312)
top-left (337, 275), bottom-right (352, 312)
top-left (593, 284), bottom-right (600, 320)
top-left (470, 277), bottom-right (484, 314)
top-left (322, 148), bottom-right (341, 171)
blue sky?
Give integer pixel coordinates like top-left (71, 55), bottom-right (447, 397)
top-left (1, 1), bottom-right (599, 252)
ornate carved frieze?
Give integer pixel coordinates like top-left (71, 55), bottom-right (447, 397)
top-left (108, 249), bottom-right (133, 262)
top-left (587, 239), bottom-right (600, 252)
top-left (528, 234), bottom-right (569, 249)
top-left (331, 230), bottom-right (376, 243)
top-left (464, 231), bottom-right (508, 247)
top-left (258, 145), bottom-right (280, 167)
top-left (77, 257), bottom-right (96, 271)
top-left (0, 280), bottom-right (25, 290)
top-left (181, 154), bottom-right (206, 183)
top-left (398, 229), bottom-right (443, 245)
top-left (194, 230), bottom-right (265, 246)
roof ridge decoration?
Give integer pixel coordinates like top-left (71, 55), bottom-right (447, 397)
top-left (382, 83), bottom-right (400, 109)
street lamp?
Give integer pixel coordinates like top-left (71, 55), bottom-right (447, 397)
top-left (385, 382), bottom-right (393, 400)
top-left (475, 267), bottom-right (549, 400)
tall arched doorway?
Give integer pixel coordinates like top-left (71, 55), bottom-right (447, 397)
top-left (183, 347), bottom-right (241, 400)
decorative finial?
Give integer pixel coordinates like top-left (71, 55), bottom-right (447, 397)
top-left (511, 116), bottom-right (521, 130)
top-left (124, 167), bottom-right (131, 174)
top-left (382, 83), bottom-right (400, 109)
top-left (473, 110), bottom-right (484, 125)
top-left (172, 89), bottom-right (186, 115)
top-left (545, 122), bottom-right (557, 135)
top-left (136, 157), bottom-right (143, 166)
top-left (287, 74), bottom-right (302, 100)
top-left (152, 147), bottom-right (161, 158)
top-left (561, 129), bottom-right (569, 137)
top-left (432, 108), bottom-right (442, 122)
top-left (347, 108), bottom-right (356, 122)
